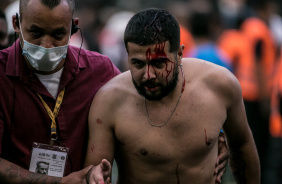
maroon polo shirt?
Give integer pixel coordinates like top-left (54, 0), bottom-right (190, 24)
top-left (0, 39), bottom-right (120, 175)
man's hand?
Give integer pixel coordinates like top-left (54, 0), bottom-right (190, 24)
top-left (86, 159), bottom-right (112, 184)
top-left (215, 132), bottom-right (230, 184)
top-left (61, 165), bottom-right (93, 184)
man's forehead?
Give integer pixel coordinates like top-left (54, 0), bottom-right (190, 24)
top-left (128, 41), bottom-right (171, 51)
top-left (20, 0), bottom-right (72, 25)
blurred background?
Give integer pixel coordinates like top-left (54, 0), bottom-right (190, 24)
top-left (1, 0), bottom-right (281, 183)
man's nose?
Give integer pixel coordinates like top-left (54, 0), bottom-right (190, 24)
top-left (143, 64), bottom-right (157, 80)
top-left (40, 36), bottom-right (54, 48)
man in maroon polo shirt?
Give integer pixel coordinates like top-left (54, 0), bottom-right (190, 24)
top-left (0, 0), bottom-right (119, 183)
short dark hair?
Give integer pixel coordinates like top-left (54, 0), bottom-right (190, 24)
top-left (124, 8), bottom-right (180, 53)
top-left (19, 0), bottom-right (75, 20)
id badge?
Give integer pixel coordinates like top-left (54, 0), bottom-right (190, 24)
top-left (29, 142), bottom-right (68, 177)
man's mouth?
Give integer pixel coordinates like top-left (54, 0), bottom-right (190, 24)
top-left (144, 85), bottom-right (158, 92)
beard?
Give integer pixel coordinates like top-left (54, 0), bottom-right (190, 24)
top-left (133, 64), bottom-right (179, 101)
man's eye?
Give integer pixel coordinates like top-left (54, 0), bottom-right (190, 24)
top-left (152, 60), bottom-right (165, 69)
top-left (53, 32), bottom-right (65, 40)
top-left (30, 30), bottom-right (42, 38)
top-left (133, 61), bottom-right (145, 68)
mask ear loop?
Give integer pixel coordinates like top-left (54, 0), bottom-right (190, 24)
top-left (16, 14), bottom-right (26, 48)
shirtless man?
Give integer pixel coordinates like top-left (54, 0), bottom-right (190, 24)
top-left (85, 8), bottom-right (260, 184)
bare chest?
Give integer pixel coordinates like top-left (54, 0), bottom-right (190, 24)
top-left (114, 90), bottom-right (226, 165)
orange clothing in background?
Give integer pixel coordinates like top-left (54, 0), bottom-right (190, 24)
top-left (180, 25), bottom-right (195, 55)
top-left (218, 29), bottom-right (255, 100)
top-left (270, 49), bottom-right (282, 137)
top-left (219, 17), bottom-right (276, 101)
top-left (240, 17), bottom-right (276, 99)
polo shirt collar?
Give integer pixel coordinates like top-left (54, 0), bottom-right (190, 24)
top-left (5, 39), bottom-right (86, 97)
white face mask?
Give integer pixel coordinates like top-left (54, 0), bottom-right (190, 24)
top-left (19, 18), bottom-right (70, 72)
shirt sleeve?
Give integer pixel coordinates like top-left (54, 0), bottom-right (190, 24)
top-left (0, 110), bottom-right (4, 155)
top-left (103, 55), bottom-right (121, 78)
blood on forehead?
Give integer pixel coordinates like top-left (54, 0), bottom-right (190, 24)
top-left (145, 42), bottom-right (176, 84)
top-left (145, 42), bottom-right (167, 61)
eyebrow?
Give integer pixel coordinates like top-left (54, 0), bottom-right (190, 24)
top-left (151, 57), bottom-right (168, 60)
top-left (131, 58), bottom-right (144, 62)
top-left (29, 25), bottom-right (44, 31)
top-left (29, 25), bottom-right (67, 32)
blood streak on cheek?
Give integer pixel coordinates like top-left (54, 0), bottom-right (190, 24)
top-left (146, 48), bottom-right (152, 80)
top-left (96, 118), bottom-right (103, 124)
top-left (182, 77), bottom-right (185, 93)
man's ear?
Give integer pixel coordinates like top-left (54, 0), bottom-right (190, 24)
top-left (71, 17), bottom-right (79, 36)
top-left (177, 44), bottom-right (185, 63)
top-left (73, 17), bottom-right (79, 26)
top-left (12, 14), bottom-right (20, 34)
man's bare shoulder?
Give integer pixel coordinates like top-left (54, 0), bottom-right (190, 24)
top-left (183, 58), bottom-right (237, 86)
top-left (93, 71), bottom-right (136, 103)
top-left (89, 71), bottom-right (137, 124)
top-left (182, 58), bottom-right (241, 105)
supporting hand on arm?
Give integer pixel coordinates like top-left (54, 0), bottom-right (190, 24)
top-left (215, 132), bottom-right (230, 184)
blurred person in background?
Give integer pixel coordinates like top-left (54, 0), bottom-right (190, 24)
top-left (268, 47), bottom-right (282, 184)
top-left (3, 0), bottom-right (19, 47)
top-left (99, 10), bottom-right (134, 72)
top-left (0, 8), bottom-right (9, 50)
top-left (184, 0), bottom-right (232, 71)
top-left (217, 0), bottom-right (254, 29)
top-left (219, 0), bottom-right (279, 183)
top-left (217, 8), bottom-right (255, 184)
top-left (69, 1), bottom-right (106, 52)
top-left (164, 0), bottom-right (195, 59)
top-left (239, 1), bottom-right (277, 182)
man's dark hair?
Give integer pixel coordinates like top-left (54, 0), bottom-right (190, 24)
top-left (19, 0), bottom-right (75, 20)
top-left (124, 8), bottom-right (180, 53)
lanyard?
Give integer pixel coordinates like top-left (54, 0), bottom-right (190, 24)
top-left (37, 87), bottom-right (65, 145)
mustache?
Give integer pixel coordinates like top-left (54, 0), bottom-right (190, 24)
top-left (142, 80), bottom-right (159, 87)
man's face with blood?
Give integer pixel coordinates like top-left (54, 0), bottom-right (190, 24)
top-left (128, 41), bottom-right (179, 101)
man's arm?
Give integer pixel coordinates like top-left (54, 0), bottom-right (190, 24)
top-left (0, 157), bottom-right (95, 184)
top-left (84, 85), bottom-right (116, 181)
top-left (0, 158), bottom-right (62, 184)
top-left (222, 72), bottom-right (260, 183)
